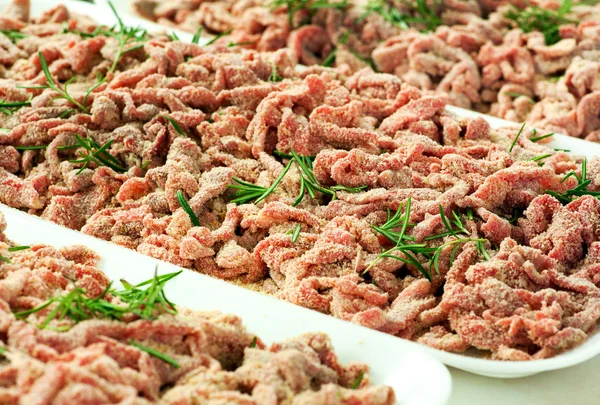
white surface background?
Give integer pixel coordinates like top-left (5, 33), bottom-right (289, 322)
top-left (449, 356), bottom-right (600, 405)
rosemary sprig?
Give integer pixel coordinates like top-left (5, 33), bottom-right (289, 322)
top-left (367, 199), bottom-right (433, 280)
top-left (159, 115), bottom-right (187, 136)
top-left (228, 150), bottom-right (365, 205)
top-left (13, 270), bottom-right (182, 331)
top-left (69, 135), bottom-right (126, 174)
top-left (250, 336), bottom-right (257, 348)
top-left (351, 371), bottom-right (365, 389)
top-left (113, 270), bottom-right (181, 320)
top-left (361, 0), bottom-right (409, 29)
top-left (509, 123), bottom-right (526, 152)
top-left (362, 0), bottom-right (441, 32)
top-left (176, 190), bottom-right (200, 226)
top-left (38, 53), bottom-right (87, 112)
top-left (409, 0), bottom-right (443, 32)
top-left (229, 160), bottom-right (293, 205)
top-left (372, 204), bottom-right (415, 245)
top-left (505, 0), bottom-right (574, 45)
top-left (0, 256), bottom-right (10, 264)
top-left (59, 108), bottom-right (76, 119)
top-left (107, 1), bottom-right (148, 74)
top-left (14, 282), bottom-right (128, 328)
top-left (269, 0), bottom-right (348, 28)
top-left (129, 340), bottom-right (180, 368)
top-left (547, 159), bottom-right (600, 204)
top-left (426, 206), bottom-right (488, 274)
top-left (83, 75), bottom-right (106, 108)
top-left (169, 31), bottom-right (180, 41)
top-left (369, 203), bottom-right (489, 279)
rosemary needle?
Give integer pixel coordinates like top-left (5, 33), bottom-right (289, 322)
top-left (509, 123), bottom-right (526, 152)
top-left (351, 371), bottom-right (365, 389)
top-left (530, 132), bottom-right (554, 142)
top-left (8, 246), bottom-right (30, 252)
top-left (291, 223), bottom-right (301, 243)
top-left (129, 340), bottom-right (180, 368)
top-left (176, 190), bottom-right (200, 226)
top-left (159, 115), bottom-right (187, 137)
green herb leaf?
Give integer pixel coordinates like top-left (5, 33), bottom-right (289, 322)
top-left (107, 1), bottom-right (148, 74)
top-left (509, 123), bottom-right (526, 152)
top-left (270, 0), bottom-right (348, 29)
top-left (249, 336), bottom-right (257, 348)
top-left (291, 223), bottom-right (301, 243)
top-left (530, 132), bottom-right (554, 142)
top-left (176, 190), bottom-right (200, 226)
top-left (547, 158), bottom-right (600, 204)
top-left (204, 29), bottom-right (233, 46)
top-left (351, 370), bottom-right (364, 389)
top-left (159, 115), bottom-right (187, 137)
top-left (15, 145), bottom-right (48, 151)
top-left (504, 2), bottom-right (574, 45)
top-left (129, 340), bottom-right (180, 368)
top-left (191, 27), bottom-right (203, 44)
top-left (8, 246), bottom-right (30, 252)
top-left (269, 63), bottom-right (284, 82)
top-left (38, 53), bottom-right (87, 112)
top-left (69, 135), bottom-right (127, 174)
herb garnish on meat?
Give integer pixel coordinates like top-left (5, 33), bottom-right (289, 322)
top-left (0, 97), bottom-right (32, 115)
top-left (368, 201), bottom-right (489, 280)
top-left (114, 270), bottom-right (181, 320)
top-left (351, 371), bottom-right (365, 389)
top-left (69, 135), bottom-right (127, 174)
top-left (228, 150), bottom-right (366, 205)
top-left (129, 340), bottom-right (180, 368)
top-left (191, 26), bottom-right (203, 44)
top-left (159, 115), bottom-right (188, 137)
top-left (38, 53), bottom-right (88, 112)
top-left (8, 246), bottom-right (30, 252)
top-left (530, 130), bottom-right (554, 142)
top-left (509, 122), bottom-right (526, 152)
top-left (288, 223), bottom-right (302, 242)
top-left (547, 159), bottom-right (600, 204)
top-left (504, 0), bottom-right (574, 45)
top-left (177, 190), bottom-right (201, 226)
top-left (13, 270), bottom-right (182, 328)
top-left (269, 63), bottom-right (284, 82)
top-left (270, 0), bottom-right (348, 29)
top-left (0, 29), bottom-right (27, 43)
top-left (367, 198), bottom-right (432, 280)
top-left (106, 1), bottom-right (148, 74)
top-left (362, 0), bottom-right (442, 32)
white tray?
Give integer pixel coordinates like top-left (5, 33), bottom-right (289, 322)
top-left (0, 204), bottom-right (451, 405)
top-left (5, 0), bottom-right (600, 381)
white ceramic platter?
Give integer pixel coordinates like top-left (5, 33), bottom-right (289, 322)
top-left (3, 0), bottom-right (600, 382)
top-left (0, 205), bottom-right (452, 405)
